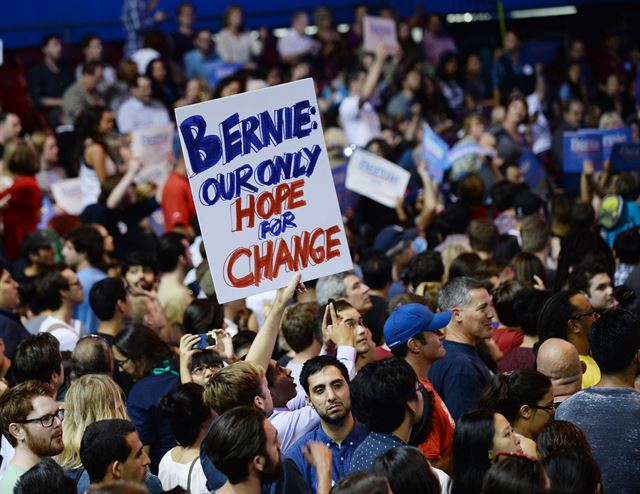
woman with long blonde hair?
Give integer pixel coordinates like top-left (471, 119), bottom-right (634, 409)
top-left (57, 374), bottom-right (128, 473)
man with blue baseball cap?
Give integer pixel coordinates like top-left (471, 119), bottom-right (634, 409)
top-left (384, 303), bottom-right (455, 474)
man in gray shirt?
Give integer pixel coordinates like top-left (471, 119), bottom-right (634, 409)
top-left (556, 309), bottom-right (640, 494)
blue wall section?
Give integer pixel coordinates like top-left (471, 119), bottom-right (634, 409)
top-left (0, 0), bottom-right (621, 48)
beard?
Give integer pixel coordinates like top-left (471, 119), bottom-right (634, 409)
top-left (25, 427), bottom-right (63, 457)
top-left (319, 403), bottom-right (350, 425)
top-left (259, 451), bottom-right (283, 484)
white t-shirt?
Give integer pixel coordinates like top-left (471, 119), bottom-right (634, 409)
top-left (38, 316), bottom-right (80, 352)
top-left (158, 450), bottom-right (209, 494)
top-left (338, 95), bottom-right (381, 147)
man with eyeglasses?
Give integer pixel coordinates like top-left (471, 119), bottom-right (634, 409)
top-left (0, 380), bottom-right (64, 492)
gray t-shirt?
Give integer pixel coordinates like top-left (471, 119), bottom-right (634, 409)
top-left (556, 387), bottom-right (640, 494)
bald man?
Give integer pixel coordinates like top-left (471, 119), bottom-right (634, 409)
top-left (536, 338), bottom-right (584, 406)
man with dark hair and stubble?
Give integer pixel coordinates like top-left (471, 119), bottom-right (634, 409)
top-left (205, 406), bottom-right (332, 494)
top-left (80, 419), bottom-right (150, 486)
top-left (556, 309), bottom-right (640, 493)
top-left (62, 225), bottom-right (107, 334)
top-left (287, 356), bottom-right (367, 489)
top-left (90, 277), bottom-right (132, 346)
top-left (428, 276), bottom-right (494, 421)
top-left (12, 333), bottom-right (65, 397)
top-left (568, 258), bottom-right (618, 314)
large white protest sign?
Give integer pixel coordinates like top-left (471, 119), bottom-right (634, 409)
top-left (175, 78), bottom-right (352, 303)
top-left (345, 148), bottom-right (410, 208)
top-left (131, 123), bottom-right (174, 184)
top-left (363, 16), bottom-right (399, 54)
top-left (51, 178), bottom-right (84, 215)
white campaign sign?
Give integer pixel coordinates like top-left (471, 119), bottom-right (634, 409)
top-left (174, 78), bottom-right (352, 303)
top-left (345, 148), bottom-right (410, 208)
top-left (131, 123), bottom-right (174, 184)
top-left (51, 178), bottom-right (84, 215)
top-left (363, 15), bottom-right (399, 54)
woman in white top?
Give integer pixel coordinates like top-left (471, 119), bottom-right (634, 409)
top-left (74, 106), bottom-right (118, 208)
top-left (216, 5), bottom-right (262, 64)
top-left (158, 383), bottom-right (214, 494)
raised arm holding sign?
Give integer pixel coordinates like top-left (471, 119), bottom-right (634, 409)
top-left (175, 78), bottom-right (352, 303)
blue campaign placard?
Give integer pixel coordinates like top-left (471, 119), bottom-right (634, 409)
top-left (563, 130), bottom-right (602, 173)
top-left (599, 127), bottom-right (632, 161)
top-left (518, 148), bottom-right (546, 188)
top-left (610, 143), bottom-right (640, 172)
top-left (421, 123), bottom-right (450, 184)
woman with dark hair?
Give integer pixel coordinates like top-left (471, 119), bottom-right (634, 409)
top-left (330, 472), bottom-right (391, 494)
top-left (490, 93), bottom-right (531, 166)
top-left (158, 383), bottom-right (214, 493)
top-left (480, 452), bottom-right (546, 494)
top-left (0, 139), bottom-right (42, 260)
top-left (183, 298), bottom-right (225, 335)
top-left (478, 370), bottom-right (554, 458)
top-left (145, 58), bottom-right (177, 110)
top-left (74, 105), bottom-right (119, 208)
top-left (112, 323), bottom-right (180, 473)
top-left (436, 52), bottom-right (466, 120)
top-left (512, 252), bottom-right (546, 289)
top-left (373, 446), bottom-right (442, 494)
top-left (543, 448), bottom-right (602, 494)
top-left (451, 409), bottom-right (522, 494)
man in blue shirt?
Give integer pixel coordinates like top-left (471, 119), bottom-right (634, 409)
top-left (428, 277), bottom-right (493, 421)
top-left (287, 356), bottom-right (367, 489)
top-left (349, 358), bottom-right (424, 472)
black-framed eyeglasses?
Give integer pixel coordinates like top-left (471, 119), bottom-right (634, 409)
top-left (570, 309), bottom-right (597, 320)
top-left (192, 363), bottom-right (224, 375)
top-left (529, 402), bottom-right (556, 413)
top-left (114, 356), bottom-right (130, 368)
top-left (17, 408), bottom-right (64, 428)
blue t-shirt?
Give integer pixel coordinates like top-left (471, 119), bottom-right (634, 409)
top-left (605, 201), bottom-right (640, 247)
top-left (126, 369), bottom-right (180, 474)
top-left (556, 387), bottom-right (640, 494)
top-left (428, 340), bottom-right (492, 422)
top-left (73, 267), bottom-right (107, 334)
top-left (349, 432), bottom-right (405, 473)
top-left (287, 421), bottom-right (367, 490)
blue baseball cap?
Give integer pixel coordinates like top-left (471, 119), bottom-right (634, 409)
top-left (384, 303), bottom-right (451, 349)
top-left (374, 225), bottom-right (417, 257)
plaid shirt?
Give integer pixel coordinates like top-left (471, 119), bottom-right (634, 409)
top-left (121, 0), bottom-right (155, 56)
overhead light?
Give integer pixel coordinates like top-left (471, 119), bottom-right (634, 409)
top-left (510, 5), bottom-right (577, 18)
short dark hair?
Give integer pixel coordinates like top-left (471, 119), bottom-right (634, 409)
top-left (121, 251), bottom-right (158, 277)
top-left (406, 251), bottom-right (444, 289)
top-left (299, 356), bottom-right (349, 396)
top-left (157, 232), bottom-right (188, 273)
top-left (490, 181), bottom-right (522, 212)
top-left (67, 226), bottom-right (104, 267)
top-left (448, 252), bottom-right (482, 280)
top-left (40, 33), bottom-right (61, 49)
top-left (360, 251), bottom-right (392, 290)
top-left (481, 454), bottom-right (545, 494)
top-left (80, 419), bottom-right (137, 483)
top-left (614, 172), bottom-right (640, 201)
top-left (332, 472), bottom-right (390, 494)
top-left (351, 358), bottom-right (418, 432)
top-left (82, 60), bottom-right (103, 76)
top-left (567, 258), bottom-right (610, 295)
top-left (13, 333), bottom-right (62, 384)
top-left (159, 383), bottom-right (212, 446)
top-left (183, 298), bottom-right (225, 335)
top-left (614, 229), bottom-right (640, 265)
top-left (14, 458), bottom-right (76, 494)
top-left (478, 369), bottom-right (552, 423)
top-left (34, 269), bottom-right (68, 312)
top-left (536, 290), bottom-right (582, 345)
top-left (443, 202), bottom-right (472, 234)
top-left (536, 421), bottom-right (591, 461)
top-left (80, 33), bottom-right (99, 50)
top-left (281, 302), bottom-right (320, 353)
top-left (469, 219), bottom-right (498, 254)
top-left (492, 281), bottom-right (525, 327)
top-left (590, 309), bottom-right (640, 374)
top-left (89, 277), bottom-right (127, 321)
top-left (204, 406), bottom-right (268, 484)
top-left (512, 288), bottom-right (550, 337)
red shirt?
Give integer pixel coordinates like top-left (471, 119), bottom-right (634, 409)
top-left (161, 171), bottom-right (196, 232)
top-left (417, 377), bottom-right (455, 461)
top-left (0, 175), bottom-right (41, 260)
top-left (492, 326), bottom-right (524, 355)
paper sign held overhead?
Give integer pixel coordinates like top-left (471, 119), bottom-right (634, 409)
top-left (345, 148), bottom-right (410, 208)
top-left (363, 15), bottom-right (399, 54)
top-left (131, 123), bottom-right (174, 184)
top-left (174, 78), bottom-right (352, 303)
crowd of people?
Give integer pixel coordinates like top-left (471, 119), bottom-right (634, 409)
top-left (0, 1), bottom-right (639, 493)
